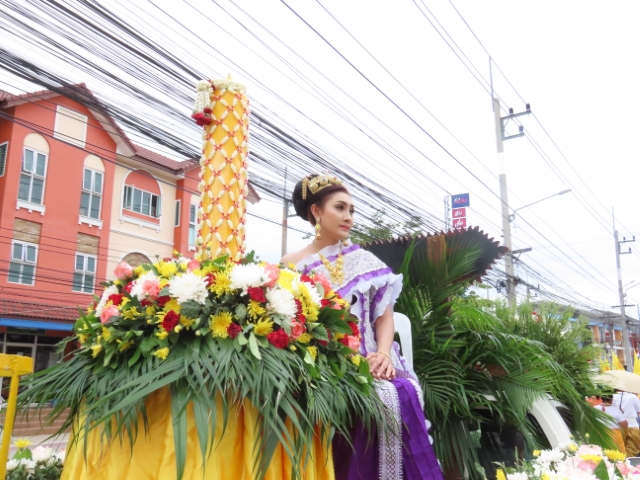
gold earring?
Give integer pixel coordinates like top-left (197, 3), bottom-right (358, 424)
top-left (315, 218), bottom-right (322, 240)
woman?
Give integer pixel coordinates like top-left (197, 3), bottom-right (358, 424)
top-left (595, 395), bottom-right (628, 453)
top-left (281, 174), bottom-right (443, 480)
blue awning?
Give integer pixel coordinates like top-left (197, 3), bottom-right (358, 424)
top-left (0, 318), bottom-right (73, 331)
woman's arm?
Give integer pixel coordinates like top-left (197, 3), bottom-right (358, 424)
top-left (366, 305), bottom-right (396, 380)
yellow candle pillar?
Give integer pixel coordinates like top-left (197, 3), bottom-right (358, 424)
top-left (192, 77), bottom-right (249, 261)
top-left (0, 354), bottom-right (34, 478)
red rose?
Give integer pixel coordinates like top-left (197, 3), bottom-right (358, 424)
top-left (294, 299), bottom-right (303, 315)
top-left (296, 313), bottom-right (306, 324)
top-left (141, 299), bottom-right (153, 307)
top-left (300, 274), bottom-right (315, 285)
top-left (203, 107), bottom-right (212, 114)
top-left (247, 287), bottom-right (267, 303)
top-left (162, 310), bottom-right (181, 332)
top-left (123, 282), bottom-right (133, 294)
top-left (320, 299), bottom-right (330, 309)
top-left (108, 294), bottom-right (124, 306)
top-left (347, 321), bottom-right (359, 337)
top-left (157, 296), bottom-right (171, 307)
top-left (227, 323), bottom-right (242, 339)
top-left (267, 329), bottom-right (289, 349)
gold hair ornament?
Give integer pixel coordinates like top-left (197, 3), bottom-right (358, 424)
top-left (302, 174), bottom-right (343, 200)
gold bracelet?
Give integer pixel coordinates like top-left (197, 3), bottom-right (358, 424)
top-left (377, 351), bottom-right (391, 359)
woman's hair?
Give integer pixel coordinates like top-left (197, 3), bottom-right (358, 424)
top-left (292, 174), bottom-right (349, 225)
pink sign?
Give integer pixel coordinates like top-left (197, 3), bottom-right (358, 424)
top-left (453, 218), bottom-right (467, 229)
top-left (452, 208), bottom-right (466, 218)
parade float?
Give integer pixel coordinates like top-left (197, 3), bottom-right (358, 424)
top-left (14, 78), bottom-right (384, 480)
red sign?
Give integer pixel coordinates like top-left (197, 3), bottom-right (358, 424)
top-left (453, 218), bottom-right (467, 229)
top-left (452, 208), bottom-right (466, 218)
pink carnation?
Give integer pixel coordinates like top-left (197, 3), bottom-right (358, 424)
top-left (113, 261), bottom-right (133, 280)
top-left (187, 259), bottom-right (200, 272)
top-left (100, 305), bottom-right (120, 324)
top-left (290, 320), bottom-right (305, 340)
top-left (263, 263), bottom-right (279, 288)
top-left (340, 335), bottom-right (360, 352)
top-left (312, 273), bottom-right (332, 295)
top-left (142, 279), bottom-right (160, 299)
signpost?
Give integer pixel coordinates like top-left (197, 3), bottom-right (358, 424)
top-left (451, 194), bottom-right (470, 230)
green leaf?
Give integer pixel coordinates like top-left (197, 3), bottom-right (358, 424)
top-left (593, 459), bottom-right (608, 480)
top-left (235, 304), bottom-right (247, 322)
top-left (140, 337), bottom-right (157, 357)
top-left (248, 333), bottom-right (262, 360)
top-left (180, 300), bottom-right (202, 319)
top-left (237, 334), bottom-right (248, 346)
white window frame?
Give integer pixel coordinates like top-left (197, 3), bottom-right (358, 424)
top-left (79, 167), bottom-right (103, 221)
top-left (72, 253), bottom-right (97, 294)
top-left (8, 240), bottom-right (38, 286)
top-left (188, 204), bottom-right (197, 250)
top-left (123, 185), bottom-right (162, 218)
top-left (17, 147), bottom-right (47, 214)
top-left (0, 141), bottom-right (8, 177)
top-left (53, 105), bottom-right (88, 148)
top-left (174, 199), bottom-right (181, 227)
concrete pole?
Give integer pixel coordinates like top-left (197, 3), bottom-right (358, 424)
top-left (494, 98), bottom-right (516, 309)
top-left (614, 229), bottom-right (633, 369)
top-left (281, 168), bottom-right (288, 258)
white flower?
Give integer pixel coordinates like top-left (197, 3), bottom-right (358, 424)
top-left (168, 272), bottom-right (209, 305)
top-left (96, 284), bottom-right (119, 317)
top-left (6, 459), bottom-right (20, 471)
top-left (265, 287), bottom-right (297, 318)
top-left (537, 448), bottom-right (564, 464)
top-left (20, 459), bottom-right (35, 472)
top-left (31, 446), bottom-right (53, 463)
top-left (130, 271), bottom-right (159, 301)
top-left (54, 450), bottom-right (65, 462)
top-left (292, 279), bottom-right (323, 306)
top-left (229, 264), bottom-right (268, 294)
top-left (507, 473), bottom-right (528, 480)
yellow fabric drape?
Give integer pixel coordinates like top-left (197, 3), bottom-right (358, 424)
top-left (62, 388), bottom-right (335, 480)
top-left (613, 354), bottom-right (625, 371)
top-left (610, 428), bottom-right (627, 454)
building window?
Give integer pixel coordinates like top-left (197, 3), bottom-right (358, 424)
top-left (54, 106), bottom-right (88, 147)
top-left (80, 168), bottom-right (103, 219)
top-left (123, 186), bottom-right (161, 218)
top-left (8, 241), bottom-right (37, 285)
top-left (0, 142), bottom-right (8, 177)
top-left (189, 204), bottom-right (197, 246)
top-left (18, 148), bottom-right (47, 205)
top-left (72, 253), bottom-right (96, 293)
top-left (174, 200), bottom-right (181, 227)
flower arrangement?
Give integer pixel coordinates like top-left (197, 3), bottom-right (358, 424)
top-left (5, 439), bottom-right (64, 480)
top-left (497, 442), bottom-right (640, 480)
top-left (18, 253), bottom-right (381, 480)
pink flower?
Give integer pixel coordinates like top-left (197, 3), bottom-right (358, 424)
top-left (100, 305), bottom-right (119, 324)
top-left (577, 459), bottom-right (597, 471)
top-left (290, 320), bottom-right (305, 340)
top-left (142, 279), bottom-right (160, 299)
top-left (114, 261), bottom-right (133, 280)
top-left (312, 273), bottom-right (332, 295)
top-left (340, 335), bottom-right (360, 352)
top-left (187, 259), bottom-right (200, 272)
top-left (263, 263), bottom-right (279, 288)
top-left (617, 462), bottom-right (630, 475)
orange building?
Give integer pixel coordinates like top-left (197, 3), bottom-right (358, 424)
top-left (0, 84), bottom-right (259, 389)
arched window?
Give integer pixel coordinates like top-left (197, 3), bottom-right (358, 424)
top-left (122, 170), bottom-right (162, 221)
top-left (18, 133), bottom-right (50, 212)
top-left (80, 155), bottom-right (105, 221)
top-left (121, 252), bottom-right (151, 268)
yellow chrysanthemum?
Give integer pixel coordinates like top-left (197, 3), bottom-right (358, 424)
top-left (495, 469), bottom-right (506, 480)
top-left (163, 299), bottom-right (181, 313)
top-left (122, 306), bottom-right (141, 320)
top-left (254, 319), bottom-right (274, 336)
top-left (210, 312), bottom-right (233, 338)
top-left (277, 269), bottom-right (296, 292)
top-left (87, 303), bottom-right (95, 313)
top-left (336, 333), bottom-right (345, 340)
top-left (307, 346), bottom-right (318, 361)
top-left (156, 330), bottom-right (169, 340)
top-left (351, 355), bottom-right (363, 366)
top-left (146, 306), bottom-right (156, 316)
top-left (134, 265), bottom-right (145, 277)
top-left (579, 453), bottom-right (602, 464)
top-left (296, 282), bottom-right (319, 321)
top-left (159, 278), bottom-right (169, 289)
top-left (91, 344), bottom-right (102, 357)
top-left (247, 300), bottom-right (265, 319)
top-left (159, 262), bottom-right (178, 278)
top-left (117, 340), bottom-right (133, 351)
top-left (121, 297), bottom-right (130, 307)
top-left (14, 439), bottom-right (32, 450)
top-left (153, 347), bottom-right (170, 360)
top-left (211, 272), bottom-right (233, 296)
top-left (540, 474), bottom-right (550, 480)
top-left (298, 333), bottom-right (312, 344)
top-left (604, 449), bottom-right (625, 461)
top-left (78, 333), bottom-right (88, 344)
top-left (533, 450), bottom-right (541, 457)
top-left (114, 279), bottom-right (122, 286)
top-left (180, 316), bottom-right (196, 329)
top-left (101, 327), bottom-right (112, 342)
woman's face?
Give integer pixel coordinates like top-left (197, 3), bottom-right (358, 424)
top-left (314, 192), bottom-right (354, 241)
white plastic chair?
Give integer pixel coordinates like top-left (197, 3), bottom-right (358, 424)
top-left (393, 312), bottom-right (413, 369)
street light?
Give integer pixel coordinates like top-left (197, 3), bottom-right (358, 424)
top-left (509, 189), bottom-right (572, 222)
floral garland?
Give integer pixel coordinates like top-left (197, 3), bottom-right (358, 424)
top-left (190, 77), bottom-right (248, 127)
top-left (498, 442), bottom-right (640, 480)
top-left (83, 253), bottom-right (365, 373)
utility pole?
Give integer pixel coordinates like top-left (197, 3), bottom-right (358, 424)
top-left (444, 195), bottom-right (451, 231)
top-left (613, 207), bottom-right (635, 369)
top-left (494, 98), bottom-right (531, 309)
top-left (281, 167), bottom-right (289, 258)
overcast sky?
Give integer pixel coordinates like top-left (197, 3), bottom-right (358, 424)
top-left (2, 0), bottom-right (639, 316)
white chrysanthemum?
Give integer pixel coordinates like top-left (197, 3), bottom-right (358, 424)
top-left (130, 271), bottom-right (159, 301)
top-left (536, 448), bottom-right (564, 464)
top-left (96, 284), bottom-right (119, 317)
top-left (31, 446), bottom-right (53, 463)
top-left (54, 450), bottom-right (66, 462)
top-left (507, 473), bottom-right (528, 480)
top-left (22, 459), bottom-right (35, 472)
top-left (266, 287), bottom-right (297, 318)
top-left (168, 272), bottom-right (209, 305)
top-left (229, 264), bottom-right (268, 294)
top-left (6, 459), bottom-right (20, 471)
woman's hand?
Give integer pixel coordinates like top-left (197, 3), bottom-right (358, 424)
top-left (366, 352), bottom-right (396, 380)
